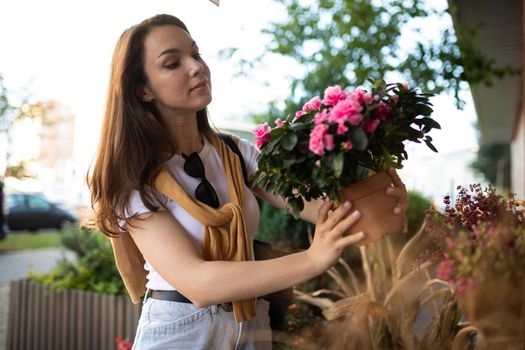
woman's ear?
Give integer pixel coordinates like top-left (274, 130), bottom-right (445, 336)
top-left (139, 87), bottom-right (154, 102)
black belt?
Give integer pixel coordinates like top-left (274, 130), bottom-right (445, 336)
top-left (150, 290), bottom-right (192, 303)
top-left (148, 290), bottom-right (233, 312)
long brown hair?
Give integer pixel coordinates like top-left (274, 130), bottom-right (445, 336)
top-left (87, 14), bottom-right (215, 237)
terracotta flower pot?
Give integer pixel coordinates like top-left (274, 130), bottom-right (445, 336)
top-left (339, 171), bottom-right (404, 245)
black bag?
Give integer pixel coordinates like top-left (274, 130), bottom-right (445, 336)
top-left (220, 134), bottom-right (294, 330)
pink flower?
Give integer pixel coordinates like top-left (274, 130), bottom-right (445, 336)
top-left (275, 118), bottom-right (285, 128)
top-left (314, 110), bottom-right (329, 125)
top-left (350, 89), bottom-right (373, 105)
top-left (309, 124), bottom-right (329, 156)
top-left (293, 96), bottom-right (322, 123)
top-left (390, 95), bottom-right (399, 105)
top-left (253, 122), bottom-right (271, 149)
top-left (329, 98), bottom-right (363, 129)
top-left (336, 122), bottom-right (349, 134)
top-left (372, 102), bottom-right (390, 121)
top-left (292, 110), bottom-right (306, 122)
top-left (324, 134), bottom-right (334, 151)
top-left (322, 85), bottom-right (348, 106)
top-left (401, 82), bottom-right (409, 90)
top-left (363, 119), bottom-right (380, 133)
top-left (302, 96), bottom-right (321, 112)
top-left (456, 276), bottom-right (475, 294)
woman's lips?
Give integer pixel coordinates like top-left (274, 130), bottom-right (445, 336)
top-left (190, 80), bottom-right (209, 92)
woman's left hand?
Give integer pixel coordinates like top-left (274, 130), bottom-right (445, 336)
top-left (385, 167), bottom-right (408, 233)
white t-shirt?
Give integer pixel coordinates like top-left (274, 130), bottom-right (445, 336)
top-left (124, 136), bottom-right (261, 291)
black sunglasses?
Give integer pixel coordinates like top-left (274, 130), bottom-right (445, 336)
top-left (182, 152), bottom-right (220, 208)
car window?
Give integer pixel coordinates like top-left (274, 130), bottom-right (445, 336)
top-left (27, 196), bottom-right (51, 210)
top-left (7, 194), bottom-right (25, 209)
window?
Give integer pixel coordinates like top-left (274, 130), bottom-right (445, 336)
top-left (7, 194), bottom-right (25, 209)
top-left (27, 195), bottom-right (51, 210)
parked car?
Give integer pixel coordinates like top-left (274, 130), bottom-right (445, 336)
top-left (5, 192), bottom-right (78, 231)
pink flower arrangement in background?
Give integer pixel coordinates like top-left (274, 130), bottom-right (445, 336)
top-left (426, 184), bottom-right (525, 293)
top-left (115, 336), bottom-right (132, 350)
top-left (253, 79), bottom-right (439, 214)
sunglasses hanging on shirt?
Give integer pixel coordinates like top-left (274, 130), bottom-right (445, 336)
top-left (182, 152), bottom-right (220, 209)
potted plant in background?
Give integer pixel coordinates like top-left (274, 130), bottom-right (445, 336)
top-left (253, 79), bottom-right (440, 244)
top-left (426, 184), bottom-right (525, 349)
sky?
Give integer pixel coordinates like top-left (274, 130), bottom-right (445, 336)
top-left (0, 0), bottom-right (483, 204)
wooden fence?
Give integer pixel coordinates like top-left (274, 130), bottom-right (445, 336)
top-left (6, 279), bottom-right (141, 350)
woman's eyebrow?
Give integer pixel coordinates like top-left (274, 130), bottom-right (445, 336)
top-left (157, 40), bottom-right (196, 59)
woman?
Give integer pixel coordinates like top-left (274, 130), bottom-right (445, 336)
top-left (88, 14), bottom-right (408, 349)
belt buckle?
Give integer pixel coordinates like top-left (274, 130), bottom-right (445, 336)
top-left (220, 302), bottom-right (233, 312)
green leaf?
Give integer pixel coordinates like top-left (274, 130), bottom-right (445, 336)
top-left (349, 127), bottom-right (368, 151)
top-left (289, 122), bottom-right (308, 131)
top-left (282, 133), bottom-right (298, 151)
top-left (333, 153), bottom-right (344, 178)
top-left (424, 137), bottom-right (439, 152)
top-left (420, 117), bottom-right (441, 131)
top-left (417, 103), bottom-right (434, 116)
top-left (288, 197), bottom-right (304, 216)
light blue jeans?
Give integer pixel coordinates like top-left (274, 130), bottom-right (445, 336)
top-left (132, 297), bottom-right (272, 350)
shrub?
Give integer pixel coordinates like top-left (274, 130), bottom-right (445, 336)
top-left (32, 225), bottom-right (126, 296)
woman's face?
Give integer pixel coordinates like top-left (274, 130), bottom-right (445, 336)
top-left (141, 25), bottom-right (212, 117)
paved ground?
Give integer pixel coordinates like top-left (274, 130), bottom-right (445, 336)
top-left (0, 248), bottom-right (75, 350)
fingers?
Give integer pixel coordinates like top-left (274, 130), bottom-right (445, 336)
top-left (385, 168), bottom-right (409, 216)
top-left (324, 201), bottom-right (353, 229)
top-left (387, 167), bottom-right (406, 190)
top-left (332, 209), bottom-right (361, 235)
top-left (316, 198), bottom-right (332, 225)
top-left (338, 231), bottom-right (365, 248)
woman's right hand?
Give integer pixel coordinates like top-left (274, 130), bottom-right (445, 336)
top-left (306, 199), bottom-right (365, 273)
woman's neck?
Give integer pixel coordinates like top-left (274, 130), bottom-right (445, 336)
top-left (162, 111), bottom-right (204, 156)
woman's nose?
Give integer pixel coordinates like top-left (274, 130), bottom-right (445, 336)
top-left (189, 58), bottom-right (205, 76)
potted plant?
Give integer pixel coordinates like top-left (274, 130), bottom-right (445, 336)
top-left (253, 79), bottom-right (440, 244)
top-left (426, 184), bottom-right (525, 348)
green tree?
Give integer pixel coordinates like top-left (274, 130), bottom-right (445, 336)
top-left (470, 142), bottom-right (511, 189)
top-left (0, 74), bottom-right (11, 133)
top-left (225, 0), bottom-right (518, 123)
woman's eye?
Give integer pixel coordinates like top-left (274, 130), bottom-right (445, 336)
top-left (192, 52), bottom-right (202, 60)
top-left (165, 61), bottom-right (180, 69)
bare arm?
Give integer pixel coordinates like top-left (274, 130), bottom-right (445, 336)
top-left (128, 200), bottom-right (363, 308)
top-left (252, 185), bottom-right (322, 224)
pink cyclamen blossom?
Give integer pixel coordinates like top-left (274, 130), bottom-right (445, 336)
top-left (309, 124), bottom-right (329, 156)
top-left (253, 122), bottom-right (272, 149)
top-left (322, 85), bottom-right (348, 106)
top-left (275, 118), bottom-right (285, 128)
top-left (401, 82), bottom-right (409, 90)
top-left (302, 96), bottom-right (322, 112)
top-left (363, 119), bottom-right (380, 133)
